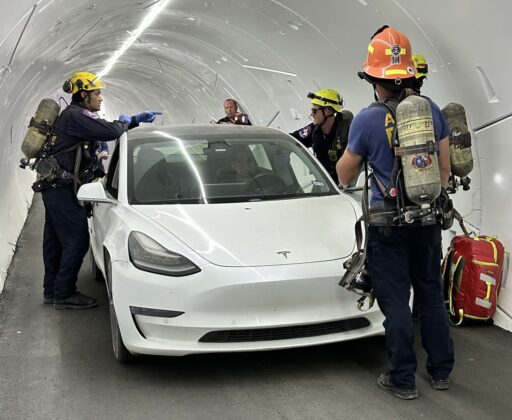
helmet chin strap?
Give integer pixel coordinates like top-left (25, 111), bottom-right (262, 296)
top-left (319, 108), bottom-right (334, 128)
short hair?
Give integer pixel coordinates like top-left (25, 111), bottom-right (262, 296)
top-left (224, 98), bottom-right (238, 110)
top-left (72, 91), bottom-right (84, 103)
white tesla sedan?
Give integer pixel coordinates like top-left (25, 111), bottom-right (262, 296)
top-left (77, 124), bottom-right (384, 362)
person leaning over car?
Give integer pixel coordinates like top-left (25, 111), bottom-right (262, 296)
top-left (40, 71), bottom-right (161, 310)
top-left (289, 89), bottom-right (351, 183)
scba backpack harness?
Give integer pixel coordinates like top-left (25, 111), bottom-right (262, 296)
top-left (20, 98), bottom-right (101, 193)
top-left (340, 94), bottom-right (454, 309)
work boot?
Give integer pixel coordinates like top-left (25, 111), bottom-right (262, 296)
top-left (43, 295), bottom-right (54, 304)
top-left (53, 292), bottom-right (98, 310)
top-left (430, 376), bottom-right (451, 390)
top-left (377, 373), bottom-right (418, 400)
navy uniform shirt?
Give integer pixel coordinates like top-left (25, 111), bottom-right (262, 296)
top-left (216, 113), bottom-right (252, 125)
top-left (290, 114), bottom-right (348, 181)
top-left (52, 102), bottom-right (136, 173)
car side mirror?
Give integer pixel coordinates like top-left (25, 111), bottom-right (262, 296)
top-left (77, 182), bottom-right (116, 204)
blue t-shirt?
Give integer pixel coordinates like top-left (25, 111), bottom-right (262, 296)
top-left (347, 96), bottom-right (450, 206)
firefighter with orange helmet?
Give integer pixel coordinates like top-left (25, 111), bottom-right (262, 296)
top-left (337, 26), bottom-right (454, 399)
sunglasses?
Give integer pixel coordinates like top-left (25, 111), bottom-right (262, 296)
top-left (311, 108), bottom-right (322, 115)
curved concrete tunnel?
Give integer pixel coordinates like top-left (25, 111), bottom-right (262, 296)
top-left (0, 0), bottom-right (510, 328)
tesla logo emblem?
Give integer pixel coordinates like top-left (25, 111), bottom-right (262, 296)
top-left (277, 251), bottom-right (291, 259)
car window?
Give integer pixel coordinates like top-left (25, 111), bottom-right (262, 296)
top-left (289, 152), bottom-right (326, 193)
top-left (249, 144), bottom-right (272, 170)
top-left (105, 142), bottom-right (119, 198)
top-left (127, 134), bottom-right (336, 205)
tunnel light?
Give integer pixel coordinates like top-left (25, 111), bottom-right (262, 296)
top-left (287, 21), bottom-right (301, 31)
top-left (242, 65), bottom-right (296, 77)
top-left (37, 0), bottom-right (56, 14)
top-left (97, 0), bottom-right (170, 78)
top-left (494, 174), bottom-right (503, 185)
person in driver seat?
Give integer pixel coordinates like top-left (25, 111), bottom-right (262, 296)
top-left (215, 145), bottom-right (259, 182)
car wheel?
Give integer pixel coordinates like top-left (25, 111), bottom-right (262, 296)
top-left (109, 300), bottom-right (136, 363)
top-left (105, 252), bottom-right (136, 363)
top-left (90, 248), bottom-right (105, 282)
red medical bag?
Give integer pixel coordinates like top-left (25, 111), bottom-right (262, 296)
top-left (442, 235), bottom-right (505, 325)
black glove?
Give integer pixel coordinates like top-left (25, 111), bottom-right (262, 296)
top-left (439, 188), bottom-right (454, 230)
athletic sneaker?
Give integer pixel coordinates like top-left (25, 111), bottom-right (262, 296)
top-left (430, 376), bottom-right (451, 390)
top-left (53, 292), bottom-right (98, 310)
top-left (377, 373), bottom-right (419, 400)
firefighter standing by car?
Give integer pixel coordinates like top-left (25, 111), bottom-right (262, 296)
top-left (290, 89), bottom-right (352, 182)
top-left (39, 71), bottom-right (160, 310)
top-left (337, 26), bottom-right (454, 399)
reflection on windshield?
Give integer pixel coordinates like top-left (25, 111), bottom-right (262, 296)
top-left (128, 135), bottom-right (336, 204)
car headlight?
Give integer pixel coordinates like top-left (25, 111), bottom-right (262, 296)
top-left (128, 231), bottom-right (200, 276)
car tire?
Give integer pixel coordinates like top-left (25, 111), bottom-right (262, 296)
top-left (105, 251), bottom-right (136, 363)
top-left (90, 248), bottom-right (105, 282)
top-left (110, 301), bottom-right (136, 363)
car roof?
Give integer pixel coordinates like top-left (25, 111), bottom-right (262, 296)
top-left (127, 124), bottom-right (293, 141)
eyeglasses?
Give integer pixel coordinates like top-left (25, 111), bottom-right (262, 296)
top-left (311, 108), bottom-right (322, 115)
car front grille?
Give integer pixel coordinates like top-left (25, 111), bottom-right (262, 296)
top-left (198, 317), bottom-right (370, 343)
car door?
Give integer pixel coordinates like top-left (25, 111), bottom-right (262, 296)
top-left (91, 142), bottom-right (120, 271)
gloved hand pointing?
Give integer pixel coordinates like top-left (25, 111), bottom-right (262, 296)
top-left (118, 114), bottom-right (131, 124)
top-left (134, 111), bottom-right (162, 123)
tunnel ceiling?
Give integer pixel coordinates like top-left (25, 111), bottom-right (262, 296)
top-left (1, 0), bottom-right (511, 130)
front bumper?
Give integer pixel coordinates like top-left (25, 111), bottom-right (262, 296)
top-left (111, 259), bottom-right (384, 356)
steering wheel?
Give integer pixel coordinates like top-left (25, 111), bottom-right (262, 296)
top-left (245, 173), bottom-right (287, 195)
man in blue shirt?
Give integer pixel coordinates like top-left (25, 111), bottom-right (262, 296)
top-left (337, 26), bottom-right (454, 400)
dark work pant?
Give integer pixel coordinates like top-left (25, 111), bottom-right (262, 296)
top-left (368, 224), bottom-right (454, 389)
top-left (41, 186), bottom-right (89, 299)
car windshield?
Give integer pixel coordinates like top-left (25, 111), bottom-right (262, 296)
top-left (128, 132), bottom-right (337, 204)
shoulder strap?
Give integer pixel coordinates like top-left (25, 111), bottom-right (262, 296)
top-left (52, 143), bottom-right (81, 157)
top-left (331, 113), bottom-right (344, 150)
top-left (367, 99), bottom-right (402, 200)
top-left (447, 254), bottom-right (465, 325)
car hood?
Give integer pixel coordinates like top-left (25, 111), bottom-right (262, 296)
top-left (134, 195), bottom-right (359, 267)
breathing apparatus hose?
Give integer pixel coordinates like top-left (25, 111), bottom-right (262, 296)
top-left (339, 162), bottom-right (375, 310)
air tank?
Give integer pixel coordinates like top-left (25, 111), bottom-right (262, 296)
top-left (396, 95), bottom-right (441, 205)
top-left (442, 102), bottom-right (474, 178)
top-left (21, 98), bottom-right (60, 159)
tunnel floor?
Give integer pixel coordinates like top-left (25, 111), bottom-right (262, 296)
top-left (1, 195), bottom-right (511, 420)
